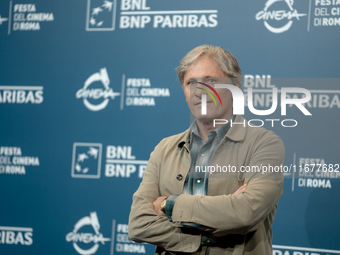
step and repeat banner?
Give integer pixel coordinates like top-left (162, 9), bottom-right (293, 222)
top-left (1, 0), bottom-right (339, 254)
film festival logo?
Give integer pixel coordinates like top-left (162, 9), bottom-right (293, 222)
top-left (194, 79), bottom-right (312, 128)
top-left (0, 13), bottom-right (8, 27)
top-left (66, 212), bottom-right (110, 255)
top-left (256, 0), bottom-right (307, 33)
top-left (76, 68), bottom-right (120, 111)
top-left (86, 0), bottom-right (116, 31)
top-left (0, 3), bottom-right (54, 34)
top-left (0, 8), bottom-right (8, 34)
top-left (71, 143), bottom-right (102, 179)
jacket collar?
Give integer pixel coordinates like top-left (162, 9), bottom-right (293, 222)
top-left (224, 115), bottom-right (246, 142)
top-left (177, 115), bottom-right (246, 149)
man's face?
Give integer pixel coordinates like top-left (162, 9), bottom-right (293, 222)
top-left (183, 55), bottom-right (237, 124)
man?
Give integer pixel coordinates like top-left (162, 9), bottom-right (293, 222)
top-left (128, 45), bottom-right (284, 255)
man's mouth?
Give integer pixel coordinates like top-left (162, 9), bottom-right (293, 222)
top-left (194, 101), bottom-right (214, 105)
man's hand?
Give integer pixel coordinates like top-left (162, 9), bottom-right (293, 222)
top-left (232, 184), bottom-right (247, 196)
top-left (153, 196), bottom-right (168, 216)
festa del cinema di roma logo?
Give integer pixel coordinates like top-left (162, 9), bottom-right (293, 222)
top-left (76, 68), bottom-right (120, 111)
top-left (66, 212), bottom-right (110, 255)
top-left (256, 0), bottom-right (307, 33)
top-left (196, 81), bottom-right (312, 127)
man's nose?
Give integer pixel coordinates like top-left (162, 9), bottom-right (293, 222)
top-left (193, 83), bottom-right (207, 98)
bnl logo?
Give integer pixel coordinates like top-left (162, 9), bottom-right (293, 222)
top-left (86, 0), bottom-right (116, 31)
top-left (71, 143), bottom-right (102, 178)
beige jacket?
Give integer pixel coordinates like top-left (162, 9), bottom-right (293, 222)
top-left (128, 115), bottom-right (284, 255)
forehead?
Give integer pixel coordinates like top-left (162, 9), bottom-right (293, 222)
top-left (184, 55), bottom-right (225, 80)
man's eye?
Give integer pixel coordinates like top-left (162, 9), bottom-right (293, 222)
top-left (189, 81), bottom-right (196, 85)
top-left (208, 79), bottom-right (216, 83)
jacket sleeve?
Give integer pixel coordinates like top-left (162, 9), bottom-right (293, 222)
top-left (128, 142), bottom-right (201, 253)
top-left (171, 135), bottom-right (285, 236)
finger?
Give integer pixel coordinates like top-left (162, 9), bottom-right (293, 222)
top-left (236, 186), bottom-right (246, 192)
top-left (233, 185), bottom-right (247, 195)
top-left (235, 189), bottom-right (244, 195)
top-left (238, 184), bottom-right (247, 192)
top-left (239, 184), bottom-right (247, 189)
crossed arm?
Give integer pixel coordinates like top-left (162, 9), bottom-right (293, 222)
top-left (128, 136), bottom-right (284, 252)
top-left (152, 184), bottom-right (248, 220)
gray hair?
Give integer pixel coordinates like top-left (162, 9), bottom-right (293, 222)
top-left (176, 45), bottom-right (242, 86)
